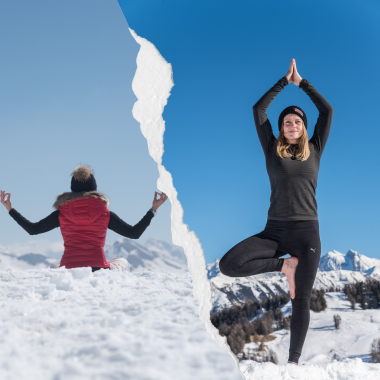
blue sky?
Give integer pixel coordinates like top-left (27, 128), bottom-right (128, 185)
top-left (119, 0), bottom-right (380, 263)
top-left (0, 1), bottom-right (173, 248)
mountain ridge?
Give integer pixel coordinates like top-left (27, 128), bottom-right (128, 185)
top-left (208, 249), bottom-right (380, 312)
top-left (0, 238), bottom-right (187, 273)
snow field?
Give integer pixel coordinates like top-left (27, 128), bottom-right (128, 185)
top-left (271, 292), bottom-right (380, 364)
top-left (0, 268), bottom-right (242, 380)
top-left (240, 292), bottom-right (380, 379)
top-left (240, 358), bottom-right (380, 380)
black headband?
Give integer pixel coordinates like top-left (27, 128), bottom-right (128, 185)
top-left (278, 106), bottom-right (307, 130)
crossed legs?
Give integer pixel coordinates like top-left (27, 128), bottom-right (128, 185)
top-left (219, 220), bottom-right (321, 363)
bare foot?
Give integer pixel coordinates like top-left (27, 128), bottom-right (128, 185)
top-left (281, 257), bottom-right (298, 299)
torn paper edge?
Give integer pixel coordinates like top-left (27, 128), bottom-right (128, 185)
top-left (129, 29), bottom-right (243, 377)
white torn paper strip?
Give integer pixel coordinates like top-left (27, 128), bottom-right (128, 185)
top-left (129, 29), bottom-right (243, 375)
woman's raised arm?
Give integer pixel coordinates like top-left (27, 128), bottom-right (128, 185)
top-left (252, 61), bottom-right (292, 155)
top-left (300, 79), bottom-right (334, 155)
top-left (291, 59), bottom-right (333, 155)
top-left (2, 190), bottom-right (60, 235)
top-left (108, 191), bottom-right (168, 239)
top-left (9, 208), bottom-right (60, 235)
top-left (108, 210), bottom-right (154, 239)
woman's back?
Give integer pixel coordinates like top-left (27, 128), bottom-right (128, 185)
top-left (2, 164), bottom-right (167, 271)
top-left (56, 192), bottom-right (111, 269)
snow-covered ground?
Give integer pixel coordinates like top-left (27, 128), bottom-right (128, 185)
top-left (0, 267), bottom-right (242, 380)
top-left (240, 292), bottom-right (380, 379)
top-left (240, 358), bottom-right (380, 380)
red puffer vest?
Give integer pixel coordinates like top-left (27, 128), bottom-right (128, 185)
top-left (53, 191), bottom-right (111, 269)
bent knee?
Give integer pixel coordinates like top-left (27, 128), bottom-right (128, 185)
top-left (219, 256), bottom-right (230, 275)
top-left (219, 256), bottom-right (239, 277)
top-left (109, 258), bottom-right (130, 272)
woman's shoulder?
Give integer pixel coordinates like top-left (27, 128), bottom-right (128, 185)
top-left (53, 191), bottom-right (110, 210)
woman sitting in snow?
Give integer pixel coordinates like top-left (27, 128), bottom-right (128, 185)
top-left (1, 164), bottom-right (167, 272)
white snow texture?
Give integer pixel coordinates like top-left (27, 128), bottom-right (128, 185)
top-left (241, 292), bottom-right (380, 378)
top-left (240, 358), bottom-right (380, 380)
top-left (0, 267), bottom-right (242, 380)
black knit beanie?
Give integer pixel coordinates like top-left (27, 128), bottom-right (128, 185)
top-left (278, 106), bottom-right (307, 131)
top-left (70, 165), bottom-right (97, 192)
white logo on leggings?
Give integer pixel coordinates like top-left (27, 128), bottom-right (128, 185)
top-left (310, 248), bottom-right (316, 252)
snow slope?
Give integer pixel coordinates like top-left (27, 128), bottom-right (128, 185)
top-left (0, 267), bottom-right (242, 380)
top-left (2, 240), bottom-right (64, 260)
top-left (0, 251), bottom-right (56, 271)
top-left (105, 237), bottom-right (187, 273)
top-left (240, 358), bottom-right (380, 380)
top-left (2, 266), bottom-right (379, 379)
top-left (240, 292), bottom-right (380, 379)
top-left (211, 272), bottom-right (290, 313)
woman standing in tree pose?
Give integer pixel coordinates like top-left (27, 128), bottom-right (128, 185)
top-left (219, 59), bottom-right (333, 364)
top-left (1, 165), bottom-right (168, 272)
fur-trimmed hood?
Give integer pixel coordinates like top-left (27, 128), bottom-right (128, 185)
top-left (53, 191), bottom-right (110, 209)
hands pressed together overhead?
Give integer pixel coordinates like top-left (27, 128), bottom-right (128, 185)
top-left (1, 190), bottom-right (12, 212)
top-left (286, 58), bottom-right (303, 86)
top-left (152, 191), bottom-right (168, 212)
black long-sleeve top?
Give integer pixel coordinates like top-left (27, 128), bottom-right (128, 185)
top-left (9, 208), bottom-right (154, 239)
top-left (253, 76), bottom-right (333, 221)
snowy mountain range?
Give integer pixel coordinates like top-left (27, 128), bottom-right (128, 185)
top-left (104, 238), bottom-right (187, 273)
top-left (0, 238), bottom-right (187, 273)
top-left (208, 250), bottom-right (380, 312)
top-left (0, 251), bottom-right (56, 270)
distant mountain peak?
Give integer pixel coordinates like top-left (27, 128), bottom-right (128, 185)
top-left (206, 259), bottom-right (220, 279)
top-left (105, 238), bottom-right (187, 273)
top-left (319, 249), bottom-right (380, 272)
top-left (145, 238), bottom-right (187, 263)
top-left (0, 238), bottom-right (187, 274)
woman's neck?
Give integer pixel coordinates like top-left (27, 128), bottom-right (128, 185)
top-left (286, 138), bottom-right (299, 145)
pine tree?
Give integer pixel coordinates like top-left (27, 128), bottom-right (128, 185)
top-left (310, 289), bottom-right (327, 312)
top-left (346, 291), bottom-right (356, 311)
top-left (283, 316), bottom-right (291, 330)
top-left (319, 289), bottom-right (327, 310)
top-left (333, 315), bottom-right (341, 329)
top-left (370, 338), bottom-right (380, 363)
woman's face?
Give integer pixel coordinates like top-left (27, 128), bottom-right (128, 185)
top-left (283, 114), bottom-right (303, 143)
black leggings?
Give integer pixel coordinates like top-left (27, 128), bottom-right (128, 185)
top-left (219, 219), bottom-right (321, 363)
top-left (92, 267), bottom-right (110, 272)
